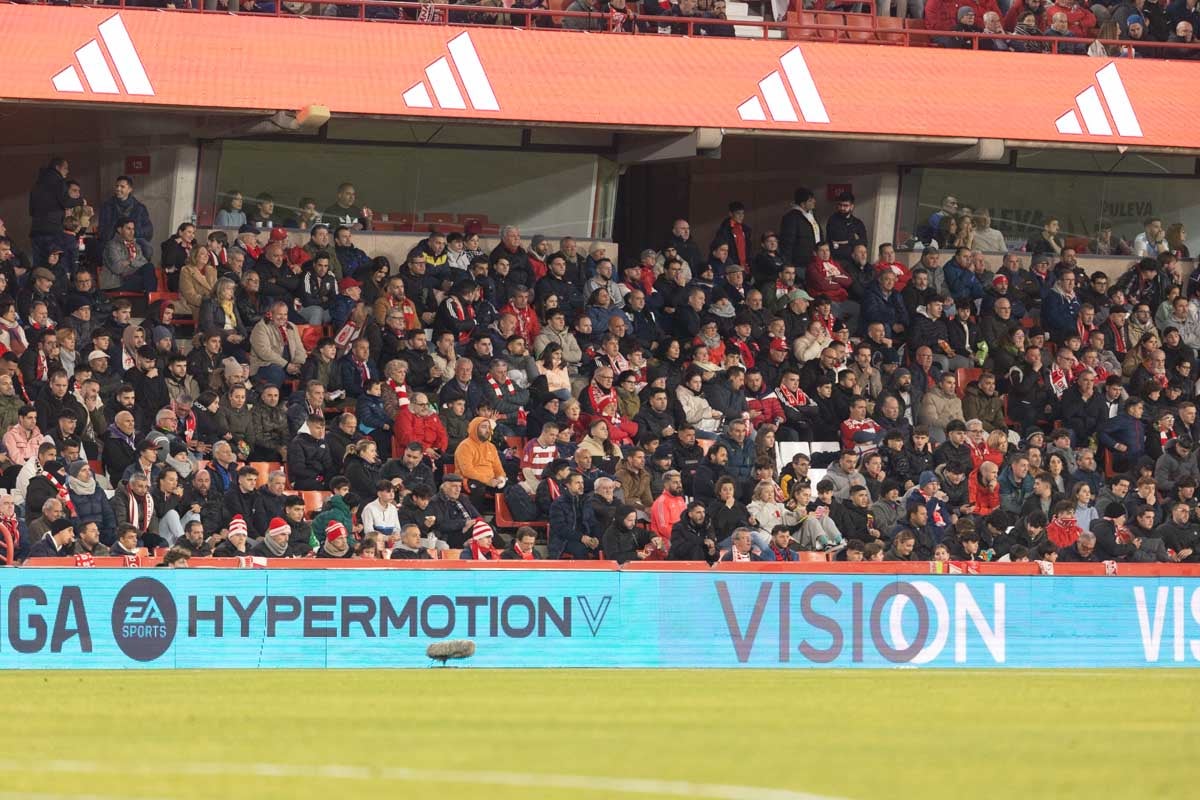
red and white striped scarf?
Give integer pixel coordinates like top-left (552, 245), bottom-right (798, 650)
top-left (777, 384), bottom-right (809, 408)
top-left (447, 297), bottom-right (476, 344)
top-left (44, 469), bottom-right (77, 517)
top-left (0, 513), bottom-right (20, 554)
top-left (387, 379), bottom-right (409, 410)
top-left (126, 490), bottom-right (154, 533)
top-left (487, 375), bottom-right (527, 425)
top-left (586, 383), bottom-right (620, 423)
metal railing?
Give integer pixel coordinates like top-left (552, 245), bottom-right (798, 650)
top-left (19, 0), bottom-right (1200, 58)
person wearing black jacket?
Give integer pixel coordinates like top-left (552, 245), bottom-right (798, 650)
top-left (932, 421), bottom-right (971, 468)
top-left (500, 527), bottom-right (543, 560)
top-left (287, 417), bottom-right (334, 491)
top-left (601, 505), bottom-right (653, 564)
top-left (688, 444), bottom-right (728, 505)
top-left (667, 501), bottom-right (717, 563)
top-left (28, 159), bottom-right (84, 266)
top-left (829, 487), bottom-right (874, 543)
top-left (778, 188), bottom-right (821, 268)
top-left (1061, 371), bottom-right (1107, 444)
top-left (222, 467), bottom-right (261, 534)
top-left (826, 192), bottom-right (868, 263)
top-left (24, 519), bottom-right (75, 560)
top-left (634, 387), bottom-right (677, 442)
top-left (1155, 501), bottom-right (1200, 561)
top-left (428, 475), bottom-right (479, 549)
top-left (1091, 503), bottom-right (1140, 561)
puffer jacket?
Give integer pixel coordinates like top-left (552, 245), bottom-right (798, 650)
top-left (70, 484), bottom-right (117, 544)
top-left (999, 465), bottom-right (1034, 514)
top-left (918, 386), bottom-right (965, 430)
top-left (394, 408), bottom-right (449, 458)
top-left (287, 432), bottom-right (333, 488)
top-left (961, 383), bottom-right (1005, 431)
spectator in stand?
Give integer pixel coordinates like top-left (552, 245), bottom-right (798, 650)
top-left (28, 157), bottom-right (84, 269)
top-left (779, 188), bottom-right (821, 269)
top-left (101, 218), bottom-right (155, 292)
top-left (826, 192), bottom-right (868, 263)
top-left (1044, 11), bottom-right (1087, 52)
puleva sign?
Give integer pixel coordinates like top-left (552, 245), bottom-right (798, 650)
top-left (2, 571), bottom-right (1199, 668)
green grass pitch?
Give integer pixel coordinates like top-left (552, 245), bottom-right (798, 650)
top-left (1, 669), bottom-right (1198, 800)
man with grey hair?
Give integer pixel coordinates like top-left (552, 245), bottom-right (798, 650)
top-left (29, 497), bottom-right (64, 539)
top-left (978, 11), bottom-right (1011, 51)
top-left (490, 225), bottom-right (531, 288)
top-left (1044, 11), bottom-right (1085, 54)
top-left (1058, 529), bottom-right (1099, 562)
top-left (719, 527), bottom-right (766, 562)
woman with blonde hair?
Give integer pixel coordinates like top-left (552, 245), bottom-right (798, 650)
top-left (747, 479), bottom-right (787, 539)
top-left (954, 214), bottom-right (975, 249)
top-left (179, 244), bottom-right (217, 317)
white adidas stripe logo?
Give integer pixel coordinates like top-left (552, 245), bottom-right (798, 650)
top-left (403, 32), bottom-right (499, 112)
top-left (51, 14), bottom-right (153, 97)
top-left (736, 46), bottom-right (829, 124)
top-left (1054, 62), bottom-right (1142, 138)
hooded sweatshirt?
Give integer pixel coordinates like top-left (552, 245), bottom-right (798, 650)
top-left (453, 417), bottom-right (505, 484)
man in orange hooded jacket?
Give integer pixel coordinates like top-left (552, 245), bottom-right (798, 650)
top-left (454, 416), bottom-right (506, 509)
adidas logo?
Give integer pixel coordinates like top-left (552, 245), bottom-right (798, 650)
top-left (51, 14), bottom-right (153, 97)
top-left (736, 46), bottom-right (829, 124)
top-left (403, 32), bottom-right (499, 112)
top-left (1054, 62), bottom-right (1141, 138)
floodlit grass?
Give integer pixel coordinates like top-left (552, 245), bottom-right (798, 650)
top-left (1, 669), bottom-right (1198, 800)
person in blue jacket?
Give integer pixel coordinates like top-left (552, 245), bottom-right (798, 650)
top-left (860, 269), bottom-right (908, 337)
top-left (762, 525), bottom-right (802, 561)
top-left (1041, 270), bottom-right (1082, 344)
top-left (1099, 397), bottom-right (1147, 473)
top-left (943, 246), bottom-right (984, 305)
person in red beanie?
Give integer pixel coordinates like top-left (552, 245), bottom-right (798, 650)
top-left (461, 518), bottom-right (501, 560)
top-left (317, 520), bottom-right (352, 559)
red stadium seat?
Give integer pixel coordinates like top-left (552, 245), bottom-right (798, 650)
top-left (956, 367), bottom-right (983, 397)
top-left (495, 494), bottom-right (548, 532)
top-left (301, 491), bottom-right (331, 518)
top-left (787, 11), bottom-right (820, 40)
top-left (875, 15), bottom-right (905, 44)
top-left (843, 13), bottom-right (874, 42)
top-left (815, 13), bottom-right (846, 40)
top-left (797, 551), bottom-right (830, 561)
top-left (250, 461), bottom-right (281, 487)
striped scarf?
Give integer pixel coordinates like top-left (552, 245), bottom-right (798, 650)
top-left (43, 468), bottom-right (77, 517)
top-left (387, 379), bottom-right (409, 410)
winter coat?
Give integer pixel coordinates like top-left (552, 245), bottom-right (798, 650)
top-left (961, 383), bottom-right (1005, 432)
top-left (666, 518), bottom-right (717, 563)
top-left (29, 166), bottom-right (83, 237)
top-left (859, 284), bottom-right (908, 336)
top-left (70, 484), bottom-right (117, 544)
top-left (548, 492), bottom-right (590, 559)
top-left (919, 386), bottom-right (965, 430)
top-left (249, 402), bottom-right (290, 455)
top-left (999, 465), bottom-right (1034, 514)
top-left (287, 432), bottom-right (333, 489)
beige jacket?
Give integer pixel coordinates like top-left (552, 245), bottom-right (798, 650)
top-left (249, 319), bottom-right (307, 374)
top-left (919, 386), bottom-right (965, 430)
top-left (179, 264), bottom-right (217, 316)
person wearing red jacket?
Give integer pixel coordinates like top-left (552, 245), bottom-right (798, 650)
top-left (1046, 500), bottom-right (1083, 548)
top-left (500, 288), bottom-right (541, 347)
top-left (1004, 0), bottom-right (1048, 31)
top-left (926, 0), bottom-right (1003, 29)
top-left (805, 242), bottom-right (858, 330)
top-left (1046, 0), bottom-right (1096, 37)
top-left (968, 461), bottom-right (1002, 518)
top-left (874, 243), bottom-right (912, 291)
top-left (393, 392), bottom-right (449, 460)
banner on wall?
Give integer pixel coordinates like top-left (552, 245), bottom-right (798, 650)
top-left (3, 7), bottom-right (1200, 149)
top-left (3, 570), bottom-right (1200, 669)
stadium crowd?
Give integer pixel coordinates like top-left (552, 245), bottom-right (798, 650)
top-left (17, 0), bottom-right (1200, 55)
top-left (4, 158), bottom-right (1200, 568)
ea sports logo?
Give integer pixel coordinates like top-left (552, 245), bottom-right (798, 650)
top-left (111, 577), bottom-right (177, 662)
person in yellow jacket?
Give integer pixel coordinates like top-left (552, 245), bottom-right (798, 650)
top-left (454, 416), bottom-right (506, 509)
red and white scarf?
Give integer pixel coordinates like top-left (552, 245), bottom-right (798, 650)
top-left (447, 297), bottom-right (476, 344)
top-left (730, 547), bottom-right (753, 562)
top-left (0, 512), bottom-right (20, 554)
top-left (777, 384), bottom-right (809, 408)
top-left (1048, 366), bottom-right (1069, 399)
top-left (126, 490), bottom-right (154, 533)
top-left (387, 379), bottom-right (409, 410)
top-left (487, 375), bottom-right (527, 425)
top-left (177, 412), bottom-right (196, 443)
top-left (586, 383), bottom-right (621, 423)
top-left (44, 469), bottom-right (77, 517)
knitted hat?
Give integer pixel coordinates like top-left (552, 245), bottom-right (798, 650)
top-left (268, 517), bottom-right (290, 538)
top-left (1104, 503), bottom-right (1127, 519)
top-left (67, 460), bottom-right (88, 479)
top-left (469, 519), bottom-right (494, 542)
top-left (918, 470), bottom-right (938, 486)
top-left (325, 520), bottom-right (347, 543)
top-left (228, 515), bottom-right (248, 538)
top-left (269, 227), bottom-right (289, 242)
